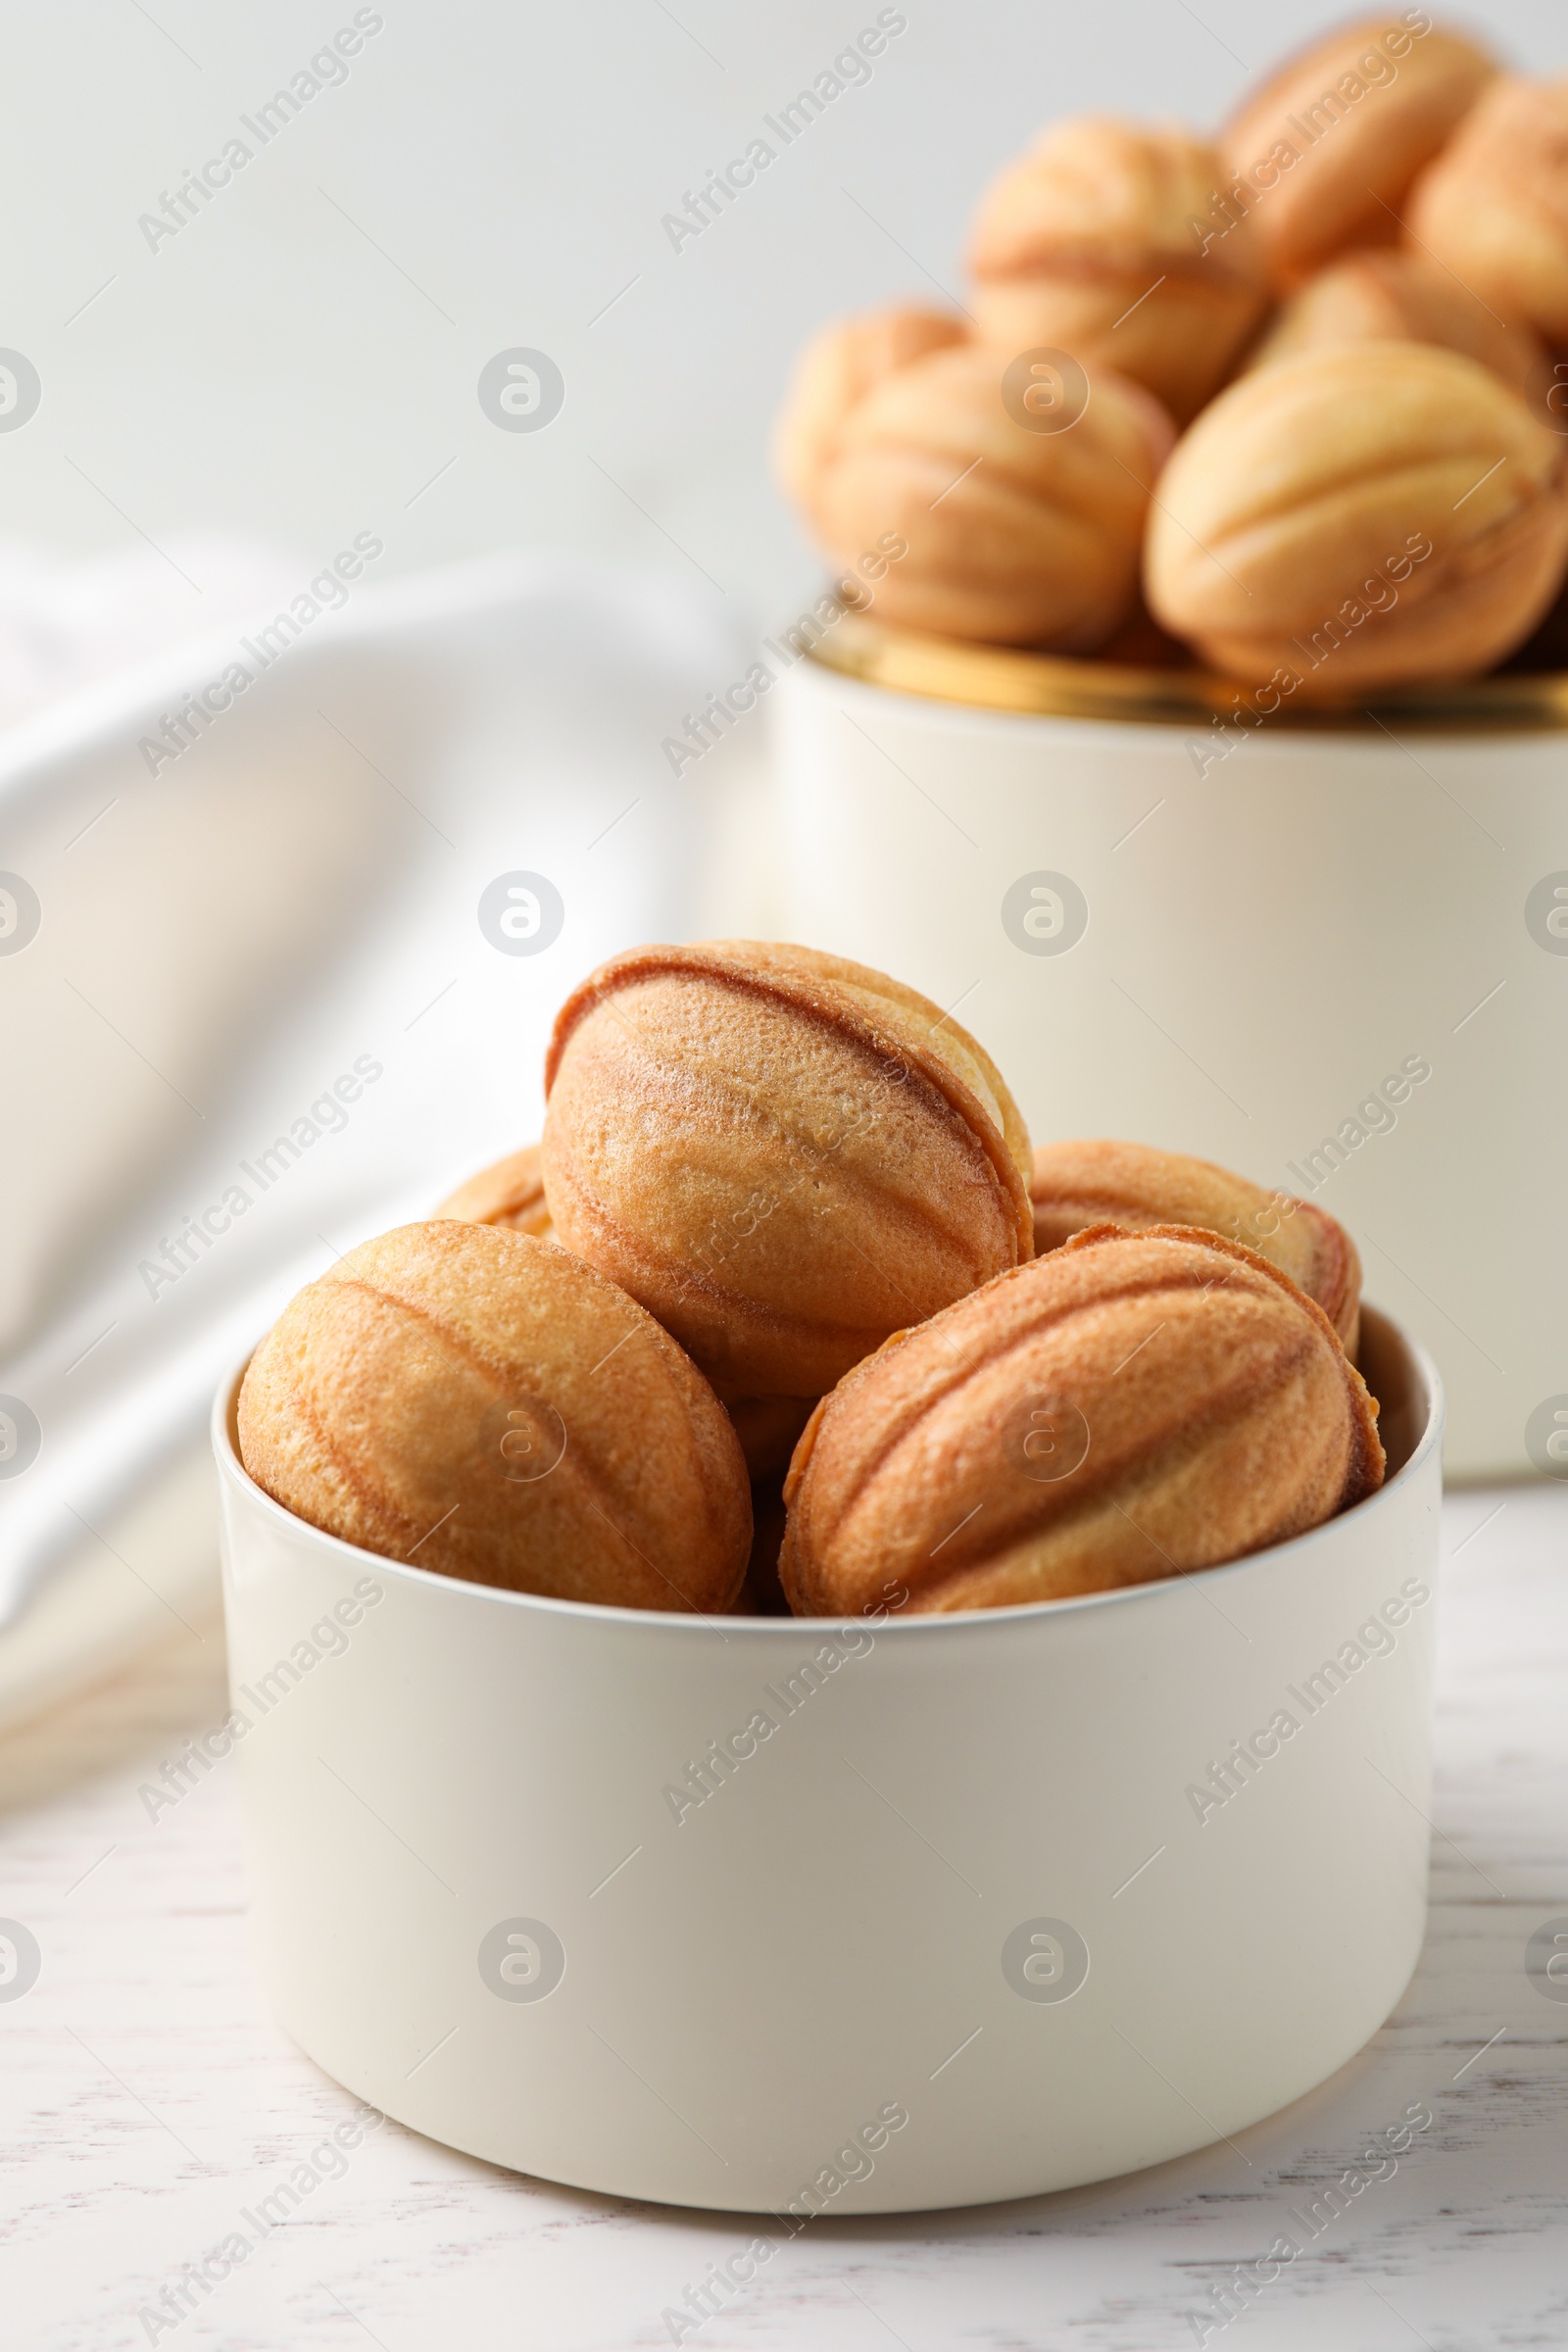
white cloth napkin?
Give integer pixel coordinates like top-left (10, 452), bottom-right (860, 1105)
top-left (0, 548), bottom-right (763, 1686)
top-left (0, 537), bottom-right (301, 735)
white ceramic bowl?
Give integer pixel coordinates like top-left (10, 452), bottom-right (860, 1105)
top-left (768, 619), bottom-right (1566, 1482)
top-left (215, 1306), bottom-right (1442, 2215)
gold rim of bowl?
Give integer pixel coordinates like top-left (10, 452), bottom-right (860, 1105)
top-left (806, 610), bottom-right (1568, 732)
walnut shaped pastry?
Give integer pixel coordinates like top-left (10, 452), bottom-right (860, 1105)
top-left (780, 1225), bottom-right (1384, 1616)
top-left (541, 940), bottom-right (1034, 1402)
top-left (238, 1220), bottom-right (751, 1611)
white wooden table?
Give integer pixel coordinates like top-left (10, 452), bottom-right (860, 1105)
top-left (3, 1485), bottom-right (1564, 2352)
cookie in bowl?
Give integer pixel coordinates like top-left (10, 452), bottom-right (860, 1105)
top-left (774, 302), bottom-right (966, 530)
top-left (1405, 74), bottom-right (1568, 347)
top-left (774, 312), bottom-right (1172, 650)
top-left (969, 118), bottom-right (1271, 423)
top-left (541, 939), bottom-right (1034, 1402)
top-left (1243, 248), bottom-right (1542, 399)
top-left (779, 1225), bottom-right (1384, 1617)
top-left (1219, 13), bottom-right (1497, 287)
top-left (238, 1220), bottom-right (751, 1611)
top-left (434, 1145), bottom-right (801, 1477)
top-left (1145, 341), bottom-right (1568, 694)
top-left (1029, 1139), bottom-right (1361, 1351)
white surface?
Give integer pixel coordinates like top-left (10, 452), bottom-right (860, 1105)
top-left (212, 1310), bottom-right (1439, 2213)
top-left (0, 1481), bottom-right (1562, 2346)
top-left (769, 656), bottom-right (1568, 1483)
top-left (6, 1), bottom-right (1566, 624)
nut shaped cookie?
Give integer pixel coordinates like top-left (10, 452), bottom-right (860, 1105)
top-left (775, 324), bottom-right (1172, 649)
top-left (1405, 76), bottom-right (1568, 344)
top-left (969, 119), bottom-right (1272, 423)
top-left (1246, 249), bottom-right (1541, 397)
top-left (1221, 16), bottom-right (1497, 287)
top-left (1145, 342), bottom-right (1568, 693)
top-left (775, 304), bottom-right (967, 525)
top-left (542, 940), bottom-right (1033, 1400)
top-left (238, 1221), bottom-right (751, 1611)
top-left (780, 1226), bottom-right (1384, 1616)
top-left (1030, 1140), bottom-right (1361, 1351)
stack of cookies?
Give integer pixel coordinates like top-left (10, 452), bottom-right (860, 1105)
top-left (775, 12), bottom-right (1568, 697)
top-left (239, 941), bottom-right (1384, 1618)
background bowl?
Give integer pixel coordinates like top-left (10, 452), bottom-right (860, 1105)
top-left (215, 1303), bottom-right (1442, 2214)
top-left (769, 618), bottom-right (1565, 1482)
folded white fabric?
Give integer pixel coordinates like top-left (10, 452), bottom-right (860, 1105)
top-left (0, 549), bottom-right (760, 1690)
top-left (0, 536), bottom-right (301, 735)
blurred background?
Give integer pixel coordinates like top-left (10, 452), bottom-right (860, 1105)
top-left (5, 0), bottom-right (1563, 629)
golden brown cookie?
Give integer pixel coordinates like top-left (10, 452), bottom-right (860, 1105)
top-left (775, 304), bottom-right (967, 524)
top-left (238, 1220), bottom-right (751, 1611)
top-left (780, 1225), bottom-right (1384, 1617)
top-left (1030, 1140), bottom-right (1360, 1352)
top-left (1220, 16), bottom-right (1497, 287)
top-left (969, 119), bottom-right (1272, 423)
top-left (1245, 248), bottom-right (1541, 397)
top-left (1405, 75), bottom-right (1568, 345)
top-left (1145, 341), bottom-right (1568, 694)
top-left (542, 940), bottom-right (1033, 1400)
top-left (774, 321), bottom-right (1172, 649)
